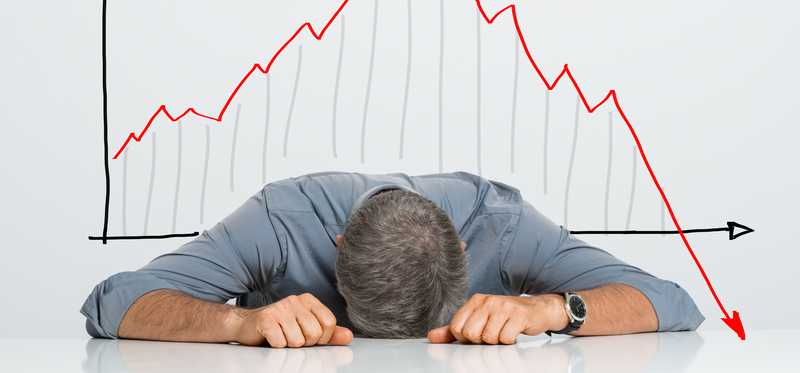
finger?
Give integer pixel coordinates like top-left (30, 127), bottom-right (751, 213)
top-left (295, 308), bottom-right (323, 346)
top-left (427, 326), bottom-right (456, 344)
top-left (302, 295), bottom-right (337, 345)
top-left (481, 312), bottom-right (510, 345)
top-left (461, 306), bottom-right (490, 344)
top-left (449, 295), bottom-right (485, 343)
top-left (277, 316), bottom-right (306, 348)
top-left (498, 315), bottom-right (525, 345)
top-left (258, 318), bottom-right (287, 348)
top-left (328, 326), bottom-right (354, 345)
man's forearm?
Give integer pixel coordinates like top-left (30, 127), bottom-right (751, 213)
top-left (426, 282), bottom-right (660, 344)
top-left (568, 283), bottom-right (658, 335)
top-left (118, 289), bottom-right (240, 342)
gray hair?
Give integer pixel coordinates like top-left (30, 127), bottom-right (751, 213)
top-left (335, 189), bottom-right (468, 338)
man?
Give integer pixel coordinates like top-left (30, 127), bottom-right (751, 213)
top-left (82, 172), bottom-right (704, 347)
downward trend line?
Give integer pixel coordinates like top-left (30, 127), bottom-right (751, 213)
top-left (470, 0), bottom-right (745, 339)
top-left (106, 0), bottom-right (744, 339)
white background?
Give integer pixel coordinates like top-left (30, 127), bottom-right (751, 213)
top-left (1, 0), bottom-right (798, 337)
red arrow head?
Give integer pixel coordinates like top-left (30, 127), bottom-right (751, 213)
top-left (721, 310), bottom-right (746, 340)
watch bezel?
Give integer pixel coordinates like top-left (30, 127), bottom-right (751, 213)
top-left (565, 292), bottom-right (587, 322)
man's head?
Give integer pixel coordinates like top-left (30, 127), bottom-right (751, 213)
top-left (335, 189), bottom-right (468, 338)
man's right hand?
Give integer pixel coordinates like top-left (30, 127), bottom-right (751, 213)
top-left (229, 293), bottom-right (353, 348)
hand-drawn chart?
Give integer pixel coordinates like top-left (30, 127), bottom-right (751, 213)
top-left (89, 0), bottom-right (752, 339)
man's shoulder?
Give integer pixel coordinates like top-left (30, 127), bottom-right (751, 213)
top-left (261, 172), bottom-right (396, 216)
top-left (437, 172), bottom-right (524, 213)
top-left (261, 171), bottom-right (524, 215)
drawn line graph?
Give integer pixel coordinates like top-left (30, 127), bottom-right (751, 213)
top-left (475, 0), bottom-right (745, 340)
top-left (109, 0), bottom-right (350, 160)
top-left (93, 0), bottom-right (746, 339)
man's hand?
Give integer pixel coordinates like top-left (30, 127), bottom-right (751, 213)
top-left (229, 293), bottom-right (353, 348)
top-left (427, 293), bottom-right (568, 345)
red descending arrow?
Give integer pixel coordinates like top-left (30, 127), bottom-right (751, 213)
top-left (109, 0), bottom-right (745, 340)
top-left (722, 311), bottom-right (745, 340)
top-left (477, 0), bottom-right (745, 341)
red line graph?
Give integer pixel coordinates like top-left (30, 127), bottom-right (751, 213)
top-left (110, 0), bottom-right (350, 160)
top-left (109, 0), bottom-right (744, 339)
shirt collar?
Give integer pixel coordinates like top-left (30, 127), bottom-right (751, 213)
top-left (350, 183), bottom-right (420, 217)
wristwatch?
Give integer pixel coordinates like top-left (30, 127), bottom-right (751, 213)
top-left (547, 292), bottom-right (587, 336)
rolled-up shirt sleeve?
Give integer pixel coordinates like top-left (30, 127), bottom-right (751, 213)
top-left (501, 201), bottom-right (705, 332)
top-left (80, 189), bottom-right (283, 338)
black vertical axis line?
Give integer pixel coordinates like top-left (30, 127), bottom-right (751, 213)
top-left (100, 0), bottom-right (111, 244)
top-left (88, 0), bottom-right (201, 242)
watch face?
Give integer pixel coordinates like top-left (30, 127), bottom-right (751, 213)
top-left (569, 296), bottom-right (587, 319)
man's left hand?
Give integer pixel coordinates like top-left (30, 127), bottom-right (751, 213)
top-left (427, 293), bottom-right (569, 344)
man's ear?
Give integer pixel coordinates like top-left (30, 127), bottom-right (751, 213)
top-left (336, 234), bottom-right (344, 248)
top-left (459, 241), bottom-right (466, 252)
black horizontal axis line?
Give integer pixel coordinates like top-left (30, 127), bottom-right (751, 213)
top-left (88, 232), bottom-right (200, 241)
top-left (91, 229), bottom-right (725, 240)
top-left (570, 227), bottom-right (728, 235)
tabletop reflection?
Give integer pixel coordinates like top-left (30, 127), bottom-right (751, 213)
top-left (83, 332), bottom-right (702, 373)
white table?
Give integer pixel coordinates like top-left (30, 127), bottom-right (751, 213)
top-left (0, 330), bottom-right (794, 372)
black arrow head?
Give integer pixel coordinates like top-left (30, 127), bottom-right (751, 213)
top-left (727, 221), bottom-right (754, 240)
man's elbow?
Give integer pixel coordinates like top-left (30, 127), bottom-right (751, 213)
top-left (80, 271), bottom-right (169, 339)
top-left (84, 318), bottom-right (110, 339)
top-left (657, 282), bottom-right (706, 332)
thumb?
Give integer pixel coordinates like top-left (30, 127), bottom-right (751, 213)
top-left (427, 325), bottom-right (456, 344)
top-left (327, 326), bottom-right (354, 345)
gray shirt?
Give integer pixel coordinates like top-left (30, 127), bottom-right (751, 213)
top-left (81, 171), bottom-right (704, 338)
